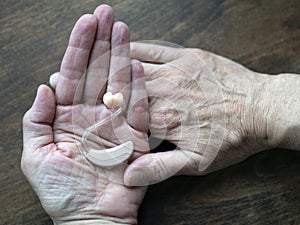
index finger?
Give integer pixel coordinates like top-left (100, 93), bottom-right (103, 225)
top-left (130, 42), bottom-right (184, 64)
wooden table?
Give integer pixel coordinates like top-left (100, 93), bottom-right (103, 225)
top-left (1, 0), bottom-right (299, 224)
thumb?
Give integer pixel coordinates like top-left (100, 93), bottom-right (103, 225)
top-left (124, 150), bottom-right (191, 186)
top-left (22, 85), bottom-right (56, 152)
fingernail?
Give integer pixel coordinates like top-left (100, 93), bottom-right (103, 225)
top-left (128, 171), bottom-right (147, 186)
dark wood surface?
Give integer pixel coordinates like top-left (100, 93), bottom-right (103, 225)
top-left (1, 0), bottom-right (299, 224)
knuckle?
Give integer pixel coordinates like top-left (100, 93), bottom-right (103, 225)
top-left (153, 156), bottom-right (169, 181)
top-left (149, 47), bottom-right (163, 61)
top-left (130, 43), bottom-right (137, 56)
top-left (150, 107), bottom-right (180, 130)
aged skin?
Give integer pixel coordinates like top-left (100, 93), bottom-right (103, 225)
top-left (49, 42), bottom-right (300, 186)
top-left (50, 42), bottom-right (300, 186)
top-left (123, 43), bottom-right (300, 186)
top-left (24, 3), bottom-right (300, 225)
top-left (22, 5), bottom-right (149, 225)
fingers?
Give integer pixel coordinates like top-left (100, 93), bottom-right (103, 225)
top-left (22, 85), bottom-right (56, 153)
top-left (127, 60), bottom-right (149, 132)
top-left (50, 62), bottom-right (162, 98)
top-left (141, 62), bottom-right (165, 81)
top-left (56, 14), bottom-right (97, 105)
top-left (107, 22), bottom-right (131, 106)
top-left (130, 42), bottom-right (184, 63)
top-left (124, 150), bottom-right (190, 186)
top-left (83, 5), bottom-right (115, 104)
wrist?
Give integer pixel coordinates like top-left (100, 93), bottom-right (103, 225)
top-left (253, 73), bottom-right (300, 150)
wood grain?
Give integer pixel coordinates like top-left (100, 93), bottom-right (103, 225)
top-left (0, 0), bottom-right (299, 224)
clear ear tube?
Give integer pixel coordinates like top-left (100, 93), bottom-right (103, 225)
top-left (80, 93), bottom-right (134, 168)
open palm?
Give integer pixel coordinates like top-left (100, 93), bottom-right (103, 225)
top-left (22, 5), bottom-right (149, 224)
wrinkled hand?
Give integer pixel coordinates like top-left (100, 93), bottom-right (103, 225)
top-left (124, 43), bottom-right (272, 186)
top-left (22, 5), bottom-right (148, 225)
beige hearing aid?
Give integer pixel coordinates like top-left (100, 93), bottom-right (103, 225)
top-left (81, 92), bottom-right (134, 168)
top-left (85, 141), bottom-right (134, 167)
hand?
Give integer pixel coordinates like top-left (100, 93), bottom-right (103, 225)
top-left (22, 5), bottom-right (149, 225)
top-left (124, 43), bottom-right (279, 186)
